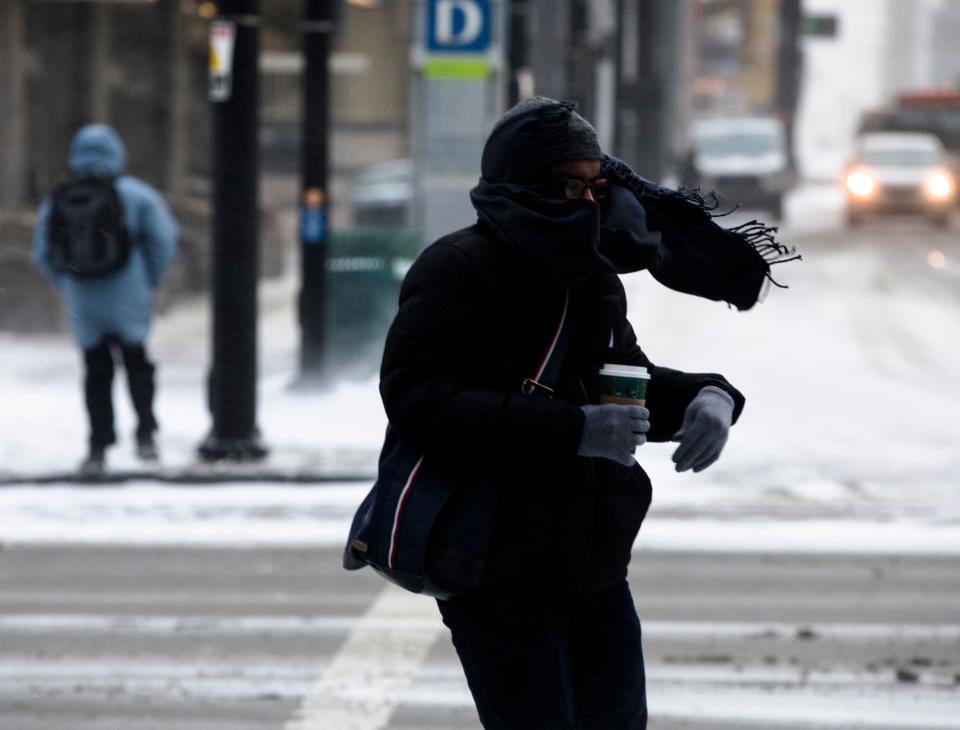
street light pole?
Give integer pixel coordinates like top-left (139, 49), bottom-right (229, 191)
top-left (198, 0), bottom-right (267, 460)
top-left (297, 0), bottom-right (337, 383)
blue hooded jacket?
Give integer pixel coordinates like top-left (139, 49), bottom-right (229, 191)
top-left (33, 124), bottom-right (178, 348)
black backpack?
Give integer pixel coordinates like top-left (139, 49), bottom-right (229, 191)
top-left (48, 176), bottom-right (131, 277)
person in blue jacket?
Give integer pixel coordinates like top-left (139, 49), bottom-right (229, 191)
top-left (33, 124), bottom-right (178, 473)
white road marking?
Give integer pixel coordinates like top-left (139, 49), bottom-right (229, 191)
top-left (635, 519), bottom-right (960, 555)
top-left (2, 613), bottom-right (958, 641)
top-left (0, 613), bottom-right (437, 634)
top-left (0, 660), bottom-right (952, 692)
top-left (649, 683), bottom-right (960, 729)
top-left (2, 642), bottom-right (956, 727)
top-left (0, 661), bottom-right (318, 699)
top-left (3, 600), bottom-right (957, 727)
top-left (0, 589), bottom-right (373, 606)
top-left (365, 680), bottom-right (960, 729)
top-left (292, 677), bottom-right (960, 729)
top-left (282, 585), bottom-right (442, 730)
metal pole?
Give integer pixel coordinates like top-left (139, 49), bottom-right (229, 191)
top-left (167, 0), bottom-right (189, 197)
top-left (776, 0), bottom-right (803, 175)
top-left (508, 0), bottom-right (531, 106)
top-left (297, 0), bottom-right (337, 383)
top-left (567, 0), bottom-right (593, 116)
top-left (620, 0), bottom-right (684, 181)
top-left (0, 0), bottom-right (27, 208)
top-left (198, 0), bottom-right (267, 460)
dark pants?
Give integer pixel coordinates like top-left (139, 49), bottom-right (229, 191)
top-left (83, 338), bottom-right (157, 448)
top-left (437, 579), bottom-right (647, 730)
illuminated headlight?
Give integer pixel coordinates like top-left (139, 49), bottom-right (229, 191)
top-left (846, 171), bottom-right (874, 197)
top-left (926, 173), bottom-right (954, 199)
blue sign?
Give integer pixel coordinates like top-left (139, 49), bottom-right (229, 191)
top-left (426, 0), bottom-right (490, 54)
top-left (300, 206), bottom-right (326, 245)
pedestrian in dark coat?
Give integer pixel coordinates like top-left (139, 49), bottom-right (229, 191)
top-left (33, 124), bottom-right (178, 474)
top-left (378, 97), bottom-right (766, 729)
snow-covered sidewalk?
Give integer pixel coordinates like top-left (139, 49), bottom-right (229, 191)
top-left (1, 482), bottom-right (959, 554)
top-left (0, 274), bottom-right (386, 479)
top-left (2, 218), bottom-right (959, 550)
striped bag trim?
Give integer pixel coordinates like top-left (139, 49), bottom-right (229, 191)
top-left (522, 289), bottom-right (570, 395)
top-left (387, 455), bottom-right (425, 570)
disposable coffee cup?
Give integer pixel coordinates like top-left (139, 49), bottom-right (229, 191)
top-left (598, 364), bottom-right (650, 406)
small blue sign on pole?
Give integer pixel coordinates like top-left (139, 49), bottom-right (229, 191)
top-left (426, 0), bottom-right (491, 54)
top-left (300, 206), bottom-right (326, 245)
top-left (300, 187), bottom-right (327, 245)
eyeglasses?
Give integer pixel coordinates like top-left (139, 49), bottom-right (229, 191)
top-left (554, 176), bottom-right (610, 200)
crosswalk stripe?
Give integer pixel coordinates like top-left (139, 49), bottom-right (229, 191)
top-left (283, 585), bottom-right (442, 730)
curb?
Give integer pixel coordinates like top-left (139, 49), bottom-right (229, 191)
top-left (0, 470), bottom-right (376, 486)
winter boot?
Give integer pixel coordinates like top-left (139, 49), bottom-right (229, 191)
top-left (136, 433), bottom-right (159, 462)
top-left (80, 446), bottom-right (107, 476)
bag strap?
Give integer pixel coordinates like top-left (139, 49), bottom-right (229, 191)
top-left (521, 288), bottom-right (572, 397)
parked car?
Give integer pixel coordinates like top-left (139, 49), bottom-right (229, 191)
top-left (845, 132), bottom-right (955, 227)
top-left (682, 117), bottom-right (793, 219)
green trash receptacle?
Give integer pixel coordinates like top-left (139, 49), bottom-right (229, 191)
top-left (324, 228), bottom-right (421, 379)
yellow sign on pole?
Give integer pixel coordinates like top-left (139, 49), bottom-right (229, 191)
top-left (209, 21), bottom-right (236, 102)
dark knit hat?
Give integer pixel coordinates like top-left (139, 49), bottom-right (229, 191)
top-left (480, 97), bottom-right (602, 184)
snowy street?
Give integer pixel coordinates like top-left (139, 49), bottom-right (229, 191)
top-left (6, 0), bottom-right (960, 724)
top-left (0, 545), bottom-right (957, 730)
top-left (1, 190), bottom-right (960, 728)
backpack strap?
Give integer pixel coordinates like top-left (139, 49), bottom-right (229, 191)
top-left (521, 288), bottom-right (572, 397)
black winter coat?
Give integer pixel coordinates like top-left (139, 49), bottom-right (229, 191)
top-left (380, 223), bottom-right (745, 593)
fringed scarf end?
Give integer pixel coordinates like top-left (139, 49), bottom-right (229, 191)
top-left (726, 218), bottom-right (802, 268)
top-left (675, 185), bottom-right (747, 218)
top-left (765, 253), bottom-right (803, 289)
top-left (601, 154), bottom-right (801, 308)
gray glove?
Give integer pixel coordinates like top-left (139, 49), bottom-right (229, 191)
top-left (578, 404), bottom-right (650, 467)
top-left (671, 386), bottom-right (735, 473)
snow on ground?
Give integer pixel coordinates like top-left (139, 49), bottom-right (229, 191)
top-left (1, 188), bottom-right (958, 549)
top-left (0, 273), bottom-right (386, 476)
top-left (624, 215), bottom-right (960, 532)
top-left (1, 482), bottom-right (959, 553)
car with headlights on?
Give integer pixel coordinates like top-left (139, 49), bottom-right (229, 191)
top-left (845, 132), bottom-right (955, 227)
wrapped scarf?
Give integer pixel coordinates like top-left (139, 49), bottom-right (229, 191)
top-left (599, 155), bottom-right (801, 310)
top-left (468, 98), bottom-right (800, 310)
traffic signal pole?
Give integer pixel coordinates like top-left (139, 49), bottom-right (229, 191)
top-left (297, 0), bottom-right (336, 384)
top-left (198, 0), bottom-right (267, 460)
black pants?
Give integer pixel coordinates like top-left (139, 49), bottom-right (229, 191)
top-left (83, 338), bottom-right (157, 448)
top-left (437, 579), bottom-right (647, 730)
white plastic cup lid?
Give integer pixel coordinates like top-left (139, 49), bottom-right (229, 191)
top-left (598, 364), bottom-right (650, 379)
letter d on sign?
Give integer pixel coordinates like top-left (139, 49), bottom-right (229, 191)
top-left (427, 0), bottom-right (490, 54)
top-left (436, 0), bottom-right (482, 46)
